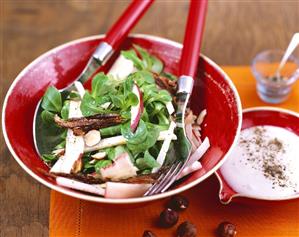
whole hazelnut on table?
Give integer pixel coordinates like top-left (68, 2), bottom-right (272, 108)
top-left (142, 230), bottom-right (156, 237)
top-left (159, 208), bottom-right (179, 227)
top-left (217, 221), bottom-right (237, 237)
top-left (176, 221), bottom-right (197, 237)
top-left (167, 195), bottom-right (189, 211)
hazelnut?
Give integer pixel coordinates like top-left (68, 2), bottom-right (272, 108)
top-left (217, 221), bottom-right (237, 237)
top-left (167, 195), bottom-right (189, 211)
top-left (159, 208), bottom-right (179, 227)
top-left (176, 221), bottom-right (197, 237)
top-left (142, 230), bottom-right (156, 237)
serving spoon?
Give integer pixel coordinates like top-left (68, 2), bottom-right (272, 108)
top-left (33, 0), bottom-right (153, 156)
top-left (144, 0), bottom-right (208, 195)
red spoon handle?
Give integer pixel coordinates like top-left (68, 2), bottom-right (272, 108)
top-left (179, 0), bottom-right (208, 78)
top-left (104, 0), bottom-right (154, 50)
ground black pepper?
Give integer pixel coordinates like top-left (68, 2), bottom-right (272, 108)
top-left (266, 75), bottom-right (287, 83)
top-left (238, 126), bottom-right (297, 192)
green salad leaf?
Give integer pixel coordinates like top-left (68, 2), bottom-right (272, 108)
top-left (91, 73), bottom-right (114, 97)
top-left (95, 160), bottom-right (112, 172)
top-left (41, 154), bottom-right (58, 165)
top-left (99, 124), bottom-right (122, 137)
top-left (41, 110), bottom-right (55, 124)
top-left (121, 45), bottom-right (164, 75)
top-left (54, 140), bottom-right (66, 150)
top-left (126, 122), bottom-right (160, 155)
top-left (61, 100), bottom-right (70, 120)
top-left (121, 50), bottom-right (145, 70)
top-left (114, 146), bottom-right (129, 158)
top-left (41, 86), bottom-right (62, 113)
top-left (135, 150), bottom-right (159, 170)
top-left (133, 45), bottom-right (164, 74)
top-left (128, 71), bottom-right (155, 88)
top-left (121, 120), bottom-right (148, 145)
top-left (80, 92), bottom-right (108, 116)
top-left (68, 90), bottom-right (81, 99)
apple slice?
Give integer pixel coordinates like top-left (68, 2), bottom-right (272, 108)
top-left (104, 182), bottom-right (151, 199)
top-left (130, 83), bottom-right (143, 132)
top-left (100, 152), bottom-right (138, 181)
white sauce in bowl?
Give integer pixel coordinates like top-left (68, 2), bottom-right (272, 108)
top-left (220, 125), bottom-right (299, 198)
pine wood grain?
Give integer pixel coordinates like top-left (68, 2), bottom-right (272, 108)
top-left (1, 1), bottom-right (299, 236)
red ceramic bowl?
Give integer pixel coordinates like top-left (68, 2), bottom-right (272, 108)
top-left (2, 34), bottom-right (242, 204)
top-left (216, 107), bottom-right (299, 205)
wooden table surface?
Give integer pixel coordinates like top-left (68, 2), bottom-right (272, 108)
top-left (1, 0), bottom-right (298, 236)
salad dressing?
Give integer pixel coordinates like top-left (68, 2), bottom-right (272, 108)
top-left (221, 125), bottom-right (299, 198)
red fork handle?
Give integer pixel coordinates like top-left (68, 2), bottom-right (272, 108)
top-left (179, 0), bottom-right (208, 78)
top-left (104, 0), bottom-right (154, 50)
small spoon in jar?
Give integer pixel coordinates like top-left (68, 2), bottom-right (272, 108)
top-left (275, 32), bottom-right (299, 78)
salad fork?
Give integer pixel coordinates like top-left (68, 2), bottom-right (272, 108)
top-left (144, 0), bottom-right (208, 196)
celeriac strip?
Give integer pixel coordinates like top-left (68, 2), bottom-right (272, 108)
top-left (50, 101), bottom-right (85, 173)
top-left (185, 137), bottom-right (210, 167)
top-left (152, 121), bottom-right (176, 172)
top-left (84, 131), bottom-right (177, 152)
top-left (165, 101), bottom-right (175, 115)
top-left (74, 81), bottom-right (86, 98)
top-left (177, 161), bottom-right (202, 180)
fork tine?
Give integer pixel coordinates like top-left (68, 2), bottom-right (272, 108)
top-left (144, 161), bottom-right (184, 196)
top-left (156, 162), bottom-right (183, 193)
top-left (160, 163), bottom-right (185, 192)
top-left (144, 163), bottom-right (177, 196)
top-left (150, 163), bottom-right (179, 194)
top-left (144, 164), bottom-right (177, 196)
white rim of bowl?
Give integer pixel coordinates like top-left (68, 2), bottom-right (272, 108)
top-left (216, 106), bottom-right (299, 204)
top-left (2, 34), bottom-right (242, 204)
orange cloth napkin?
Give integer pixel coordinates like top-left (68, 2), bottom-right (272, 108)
top-left (50, 66), bottom-right (299, 237)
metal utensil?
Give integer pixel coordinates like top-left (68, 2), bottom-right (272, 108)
top-left (144, 0), bottom-right (208, 196)
top-left (276, 32), bottom-right (299, 77)
top-left (33, 0), bottom-right (153, 155)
